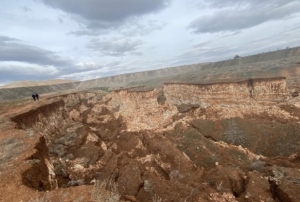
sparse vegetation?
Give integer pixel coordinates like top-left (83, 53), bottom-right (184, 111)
top-left (224, 120), bottom-right (245, 146)
top-left (91, 179), bottom-right (120, 202)
top-left (0, 137), bottom-right (23, 166)
top-left (28, 195), bottom-right (50, 202)
top-left (27, 130), bottom-right (35, 138)
top-left (0, 99), bottom-right (30, 111)
top-left (152, 194), bottom-right (166, 202)
top-left (90, 86), bottom-right (110, 92)
top-left (28, 179), bottom-right (120, 202)
top-left (208, 192), bottom-right (237, 202)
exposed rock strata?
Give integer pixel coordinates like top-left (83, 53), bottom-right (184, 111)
top-left (105, 89), bottom-right (177, 131)
top-left (164, 77), bottom-right (289, 105)
top-left (5, 77), bottom-right (300, 201)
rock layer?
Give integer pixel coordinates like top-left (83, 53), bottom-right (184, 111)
top-left (2, 76), bottom-right (300, 201)
top-left (164, 77), bottom-right (289, 106)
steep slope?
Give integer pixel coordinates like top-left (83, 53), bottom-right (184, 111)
top-left (1, 77), bottom-right (300, 201)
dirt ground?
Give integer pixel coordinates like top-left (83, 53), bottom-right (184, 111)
top-left (1, 85), bottom-right (300, 202)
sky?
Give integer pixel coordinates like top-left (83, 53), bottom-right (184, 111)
top-left (1, 0), bottom-right (300, 85)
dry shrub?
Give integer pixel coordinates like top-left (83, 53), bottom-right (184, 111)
top-left (224, 121), bottom-right (245, 146)
top-left (208, 192), bottom-right (238, 202)
top-left (28, 194), bottom-right (50, 202)
top-left (91, 179), bottom-right (120, 202)
top-left (0, 137), bottom-right (23, 166)
top-left (152, 194), bottom-right (166, 202)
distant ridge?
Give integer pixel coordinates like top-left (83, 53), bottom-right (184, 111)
top-left (77, 46), bottom-right (300, 89)
top-left (1, 46), bottom-right (300, 101)
top-left (0, 79), bottom-right (77, 89)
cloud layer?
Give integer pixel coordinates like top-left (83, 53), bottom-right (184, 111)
top-left (1, 0), bottom-right (300, 85)
top-left (0, 36), bottom-right (72, 67)
top-left (189, 0), bottom-right (300, 33)
top-left (87, 37), bottom-right (143, 56)
top-left (39, 0), bottom-right (170, 29)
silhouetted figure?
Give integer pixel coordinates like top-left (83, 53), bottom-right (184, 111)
top-left (32, 94), bottom-right (36, 101)
top-left (35, 93), bottom-right (39, 100)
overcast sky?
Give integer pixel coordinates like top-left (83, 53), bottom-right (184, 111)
top-left (1, 0), bottom-right (300, 85)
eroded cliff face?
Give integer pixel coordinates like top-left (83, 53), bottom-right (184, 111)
top-left (102, 78), bottom-right (294, 131)
top-left (5, 77), bottom-right (300, 202)
top-left (95, 78), bottom-right (299, 158)
top-left (164, 77), bottom-right (288, 106)
top-left (105, 89), bottom-right (177, 131)
top-left (250, 78), bottom-right (288, 102)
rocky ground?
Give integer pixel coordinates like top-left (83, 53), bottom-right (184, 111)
top-left (0, 78), bottom-right (300, 202)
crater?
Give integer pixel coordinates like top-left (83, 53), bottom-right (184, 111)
top-left (8, 78), bottom-right (300, 201)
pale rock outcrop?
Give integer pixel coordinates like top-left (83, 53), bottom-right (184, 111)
top-left (105, 89), bottom-right (177, 131)
top-left (164, 78), bottom-right (289, 106)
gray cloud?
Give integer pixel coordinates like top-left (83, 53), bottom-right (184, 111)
top-left (59, 60), bottom-right (124, 80)
top-left (70, 19), bottom-right (167, 37)
top-left (220, 31), bottom-right (241, 38)
top-left (21, 6), bottom-right (31, 12)
top-left (0, 36), bottom-right (19, 42)
top-left (120, 20), bottom-right (167, 36)
top-left (243, 27), bottom-right (300, 53)
top-left (69, 29), bottom-right (109, 37)
top-left (58, 17), bottom-right (64, 24)
top-left (0, 63), bottom-right (59, 83)
top-left (39, 0), bottom-right (170, 29)
top-left (0, 60), bottom-right (122, 84)
top-left (189, 0), bottom-right (300, 33)
top-left (192, 40), bottom-right (213, 48)
top-left (0, 35), bottom-right (115, 82)
top-left (87, 37), bottom-right (143, 56)
top-left (0, 34), bottom-right (136, 82)
top-left (204, 0), bottom-right (296, 8)
top-left (0, 36), bottom-right (73, 67)
top-left (179, 45), bottom-right (234, 61)
top-left (178, 20), bottom-right (300, 67)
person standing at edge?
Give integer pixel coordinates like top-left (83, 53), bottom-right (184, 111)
top-left (32, 94), bottom-right (36, 101)
top-left (35, 93), bottom-right (39, 100)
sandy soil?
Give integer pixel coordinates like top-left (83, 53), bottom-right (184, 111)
top-left (0, 84), bottom-right (300, 202)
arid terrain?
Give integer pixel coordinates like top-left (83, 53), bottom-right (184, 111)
top-left (0, 80), bottom-right (78, 89)
top-left (1, 48), bottom-right (300, 202)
